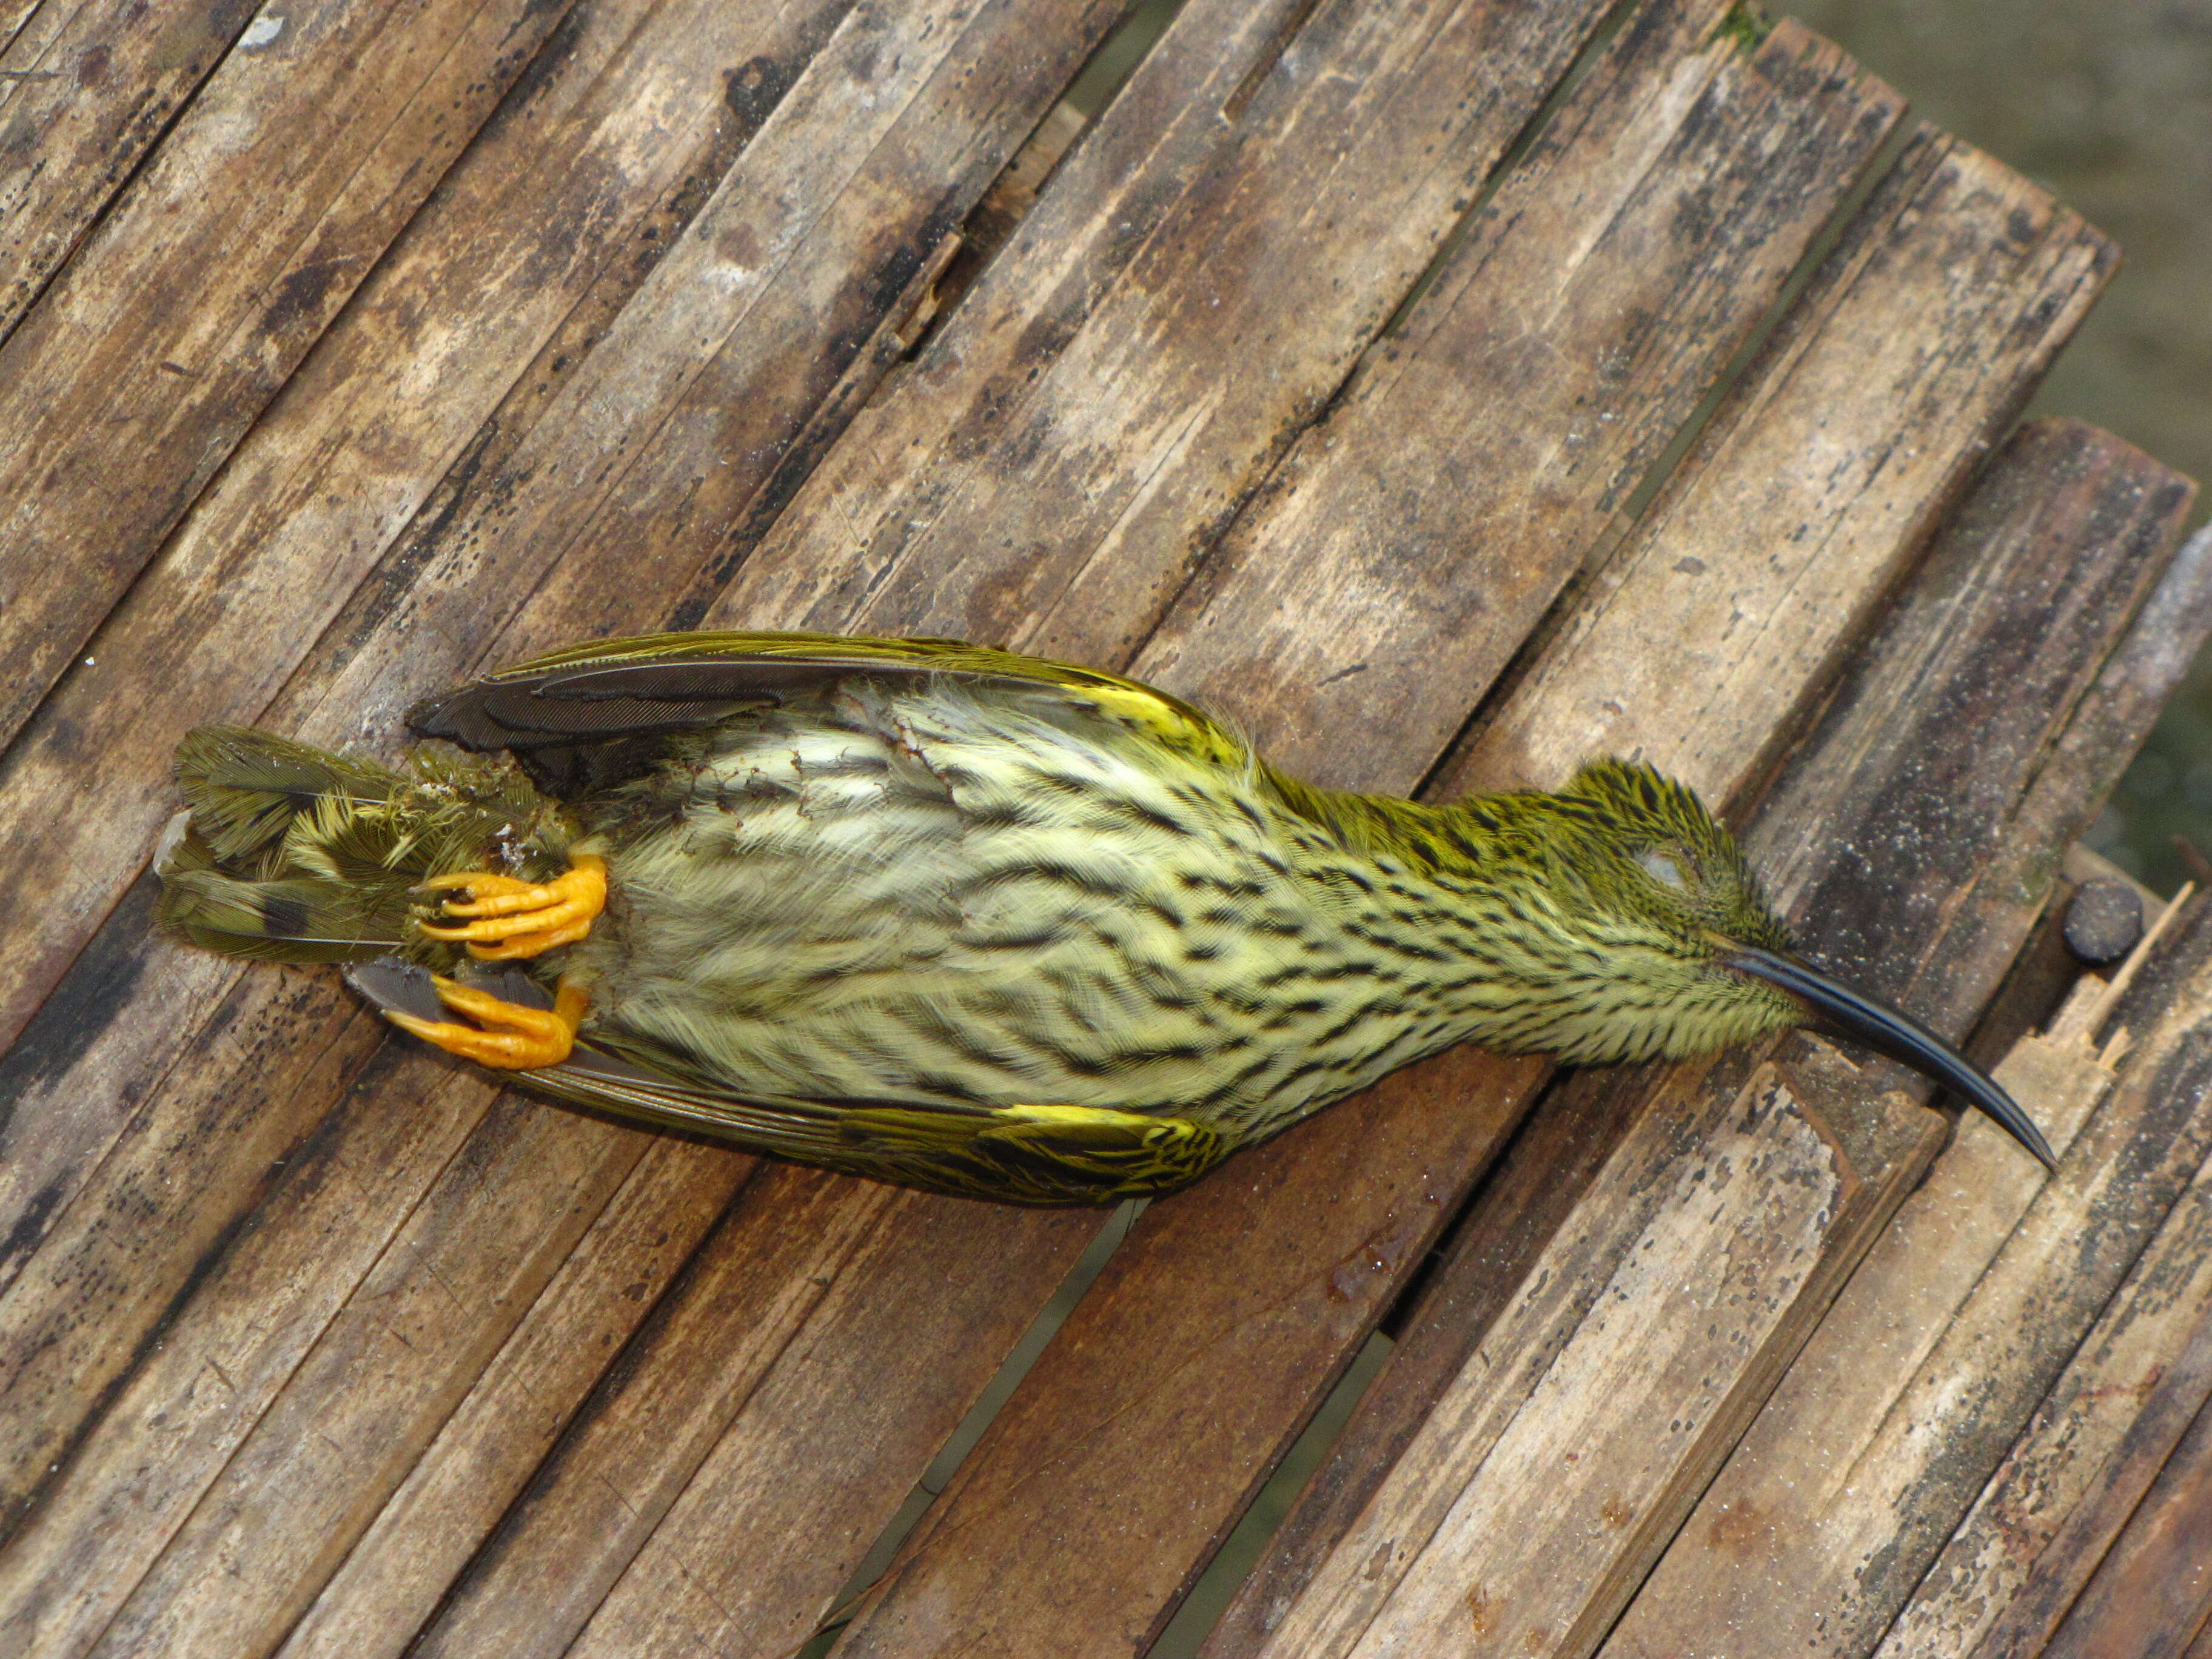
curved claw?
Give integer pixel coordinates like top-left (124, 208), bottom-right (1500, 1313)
top-left (383, 974), bottom-right (587, 1069)
top-left (417, 854), bottom-right (606, 960)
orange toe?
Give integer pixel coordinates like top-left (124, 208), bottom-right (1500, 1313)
top-left (383, 976), bottom-right (587, 1069)
top-left (417, 855), bottom-right (607, 960)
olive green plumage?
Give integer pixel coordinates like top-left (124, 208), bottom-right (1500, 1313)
top-left (158, 631), bottom-right (1815, 1205)
top-left (156, 727), bottom-right (574, 968)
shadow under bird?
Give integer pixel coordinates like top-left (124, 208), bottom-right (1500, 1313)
top-left (155, 631), bottom-right (2056, 1204)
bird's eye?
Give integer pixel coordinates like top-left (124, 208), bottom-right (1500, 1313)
top-left (1638, 849), bottom-right (1689, 891)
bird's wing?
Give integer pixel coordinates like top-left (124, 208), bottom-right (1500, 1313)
top-left (527, 1046), bottom-right (1227, 1206)
top-left (346, 954), bottom-right (1221, 1204)
top-left (406, 630), bottom-right (1244, 796)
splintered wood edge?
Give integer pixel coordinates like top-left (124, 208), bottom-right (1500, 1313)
top-left (1204, 134), bottom-right (2127, 1659)
top-left (1606, 899), bottom-right (2212, 1659)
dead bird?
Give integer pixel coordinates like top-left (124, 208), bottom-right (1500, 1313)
top-left (156, 630), bottom-right (2054, 1204)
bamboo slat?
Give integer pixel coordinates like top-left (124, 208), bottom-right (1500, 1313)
top-left (0, 0), bottom-right (848, 1237)
top-left (1221, 418), bottom-right (2192, 1659)
top-left (0, 0), bottom-right (573, 751)
top-left (0, 0), bottom-right (2191, 1653)
top-left (0, 0), bottom-right (250, 335)
top-left (1202, 133), bottom-right (2126, 1652)
top-left (1608, 891), bottom-right (2212, 1659)
top-left (1138, 19), bottom-right (1908, 788)
top-left (0, 1), bottom-right (1131, 1652)
top-left (0, 0), bottom-right (1624, 1650)
top-left (708, 0), bottom-right (1618, 658)
top-left (2039, 1380), bottom-right (2212, 1658)
top-left (823, 14), bottom-right (1908, 1655)
top-left (1600, 537), bottom-right (2212, 1659)
top-left (1879, 1088), bottom-right (2212, 1654)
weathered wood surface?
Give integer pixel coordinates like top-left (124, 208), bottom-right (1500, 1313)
top-left (0, 0), bottom-right (574, 752)
top-left (2038, 1387), bottom-right (2212, 1658)
top-left (0, 0), bottom-right (820, 1228)
top-left (1200, 142), bottom-right (2133, 1649)
top-left (0, 0), bottom-right (2196, 1653)
top-left (0, 0), bottom-right (250, 336)
top-left (827, 13), bottom-right (1911, 1654)
top-left (1206, 421), bottom-right (2191, 1659)
top-left (0, 0), bottom-right (1136, 1651)
top-left (1601, 509), bottom-right (2212, 1659)
top-left (243, 4), bottom-right (1678, 1654)
top-left (709, 0), bottom-right (1620, 659)
top-left (1875, 1070), bottom-right (2212, 1654)
top-left (0, 0), bottom-right (1637, 1650)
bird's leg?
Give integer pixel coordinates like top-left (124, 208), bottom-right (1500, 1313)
top-left (417, 853), bottom-right (607, 959)
top-left (382, 974), bottom-right (588, 1069)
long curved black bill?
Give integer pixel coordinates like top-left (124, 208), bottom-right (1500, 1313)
top-left (1723, 946), bottom-right (2057, 1171)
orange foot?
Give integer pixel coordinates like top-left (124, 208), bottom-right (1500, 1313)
top-left (418, 853), bottom-right (607, 960)
top-left (383, 975), bottom-right (587, 1069)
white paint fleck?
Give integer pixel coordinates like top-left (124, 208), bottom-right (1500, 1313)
top-left (241, 15), bottom-right (284, 49)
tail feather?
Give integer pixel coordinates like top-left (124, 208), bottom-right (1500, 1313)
top-left (174, 727), bottom-right (400, 866)
top-left (159, 726), bottom-right (567, 967)
top-left (156, 862), bottom-right (409, 964)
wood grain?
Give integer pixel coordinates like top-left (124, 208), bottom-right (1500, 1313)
top-left (1604, 891), bottom-right (2212, 1659)
top-left (1201, 160), bottom-right (2130, 1658)
top-left (551, 1198), bottom-right (1105, 1659)
top-left (1439, 153), bottom-right (2119, 805)
top-left (1597, 444), bottom-right (2209, 1659)
top-left (1223, 423), bottom-right (2185, 1659)
top-left (274, 1138), bottom-right (759, 1659)
top-left (2034, 1266), bottom-right (2212, 1659)
top-left (1275, 1054), bottom-right (1932, 1659)
top-left (0, 0), bottom-right (858, 1514)
top-left (1874, 1134), bottom-right (2212, 1657)
top-left (1138, 19), bottom-right (1906, 789)
top-left (176, 2), bottom-right (1655, 1651)
top-left (0, 0), bottom-right (251, 338)
top-left (706, 0), bottom-right (1621, 658)
top-left (0, 0), bottom-right (813, 1238)
top-left (826, 13), bottom-right (1909, 1656)
top-left (0, 0), bottom-right (571, 752)
top-left (0, 0), bottom-right (1134, 1649)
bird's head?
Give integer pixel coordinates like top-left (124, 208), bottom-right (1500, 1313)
top-left (1487, 759), bottom-right (2054, 1169)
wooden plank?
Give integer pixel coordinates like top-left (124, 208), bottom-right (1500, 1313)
top-left (0, 0), bottom-right (860, 1490)
top-left (822, 14), bottom-right (1909, 1655)
top-left (0, 0), bottom-right (985, 1305)
top-left (1289, 1058), bottom-right (1938, 1659)
top-left (1598, 506), bottom-right (2212, 1659)
top-left (1611, 960), bottom-right (2212, 1651)
top-left (1226, 421), bottom-right (2185, 1659)
top-left (1199, 139), bottom-right (2128, 1650)
top-left (2034, 1281), bottom-right (2212, 1659)
top-left (1137, 24), bottom-right (1917, 786)
top-left (705, 0), bottom-right (1620, 657)
top-left (0, 0), bottom-right (573, 753)
top-left (0, 1019), bottom-right (500, 1652)
top-left (303, 1175), bottom-right (1082, 1659)
top-left (543, 1198), bottom-right (1102, 1659)
top-left (1873, 1128), bottom-right (2212, 1656)
top-left (273, 1139), bottom-right (755, 1659)
top-left (27, 1100), bottom-right (651, 1659)
top-left (0, 0), bottom-right (1133, 1646)
top-left (123, 2), bottom-right (1653, 1652)
top-left (0, 1), bottom-right (251, 338)
top-left (313, 1165), bottom-right (880, 1659)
